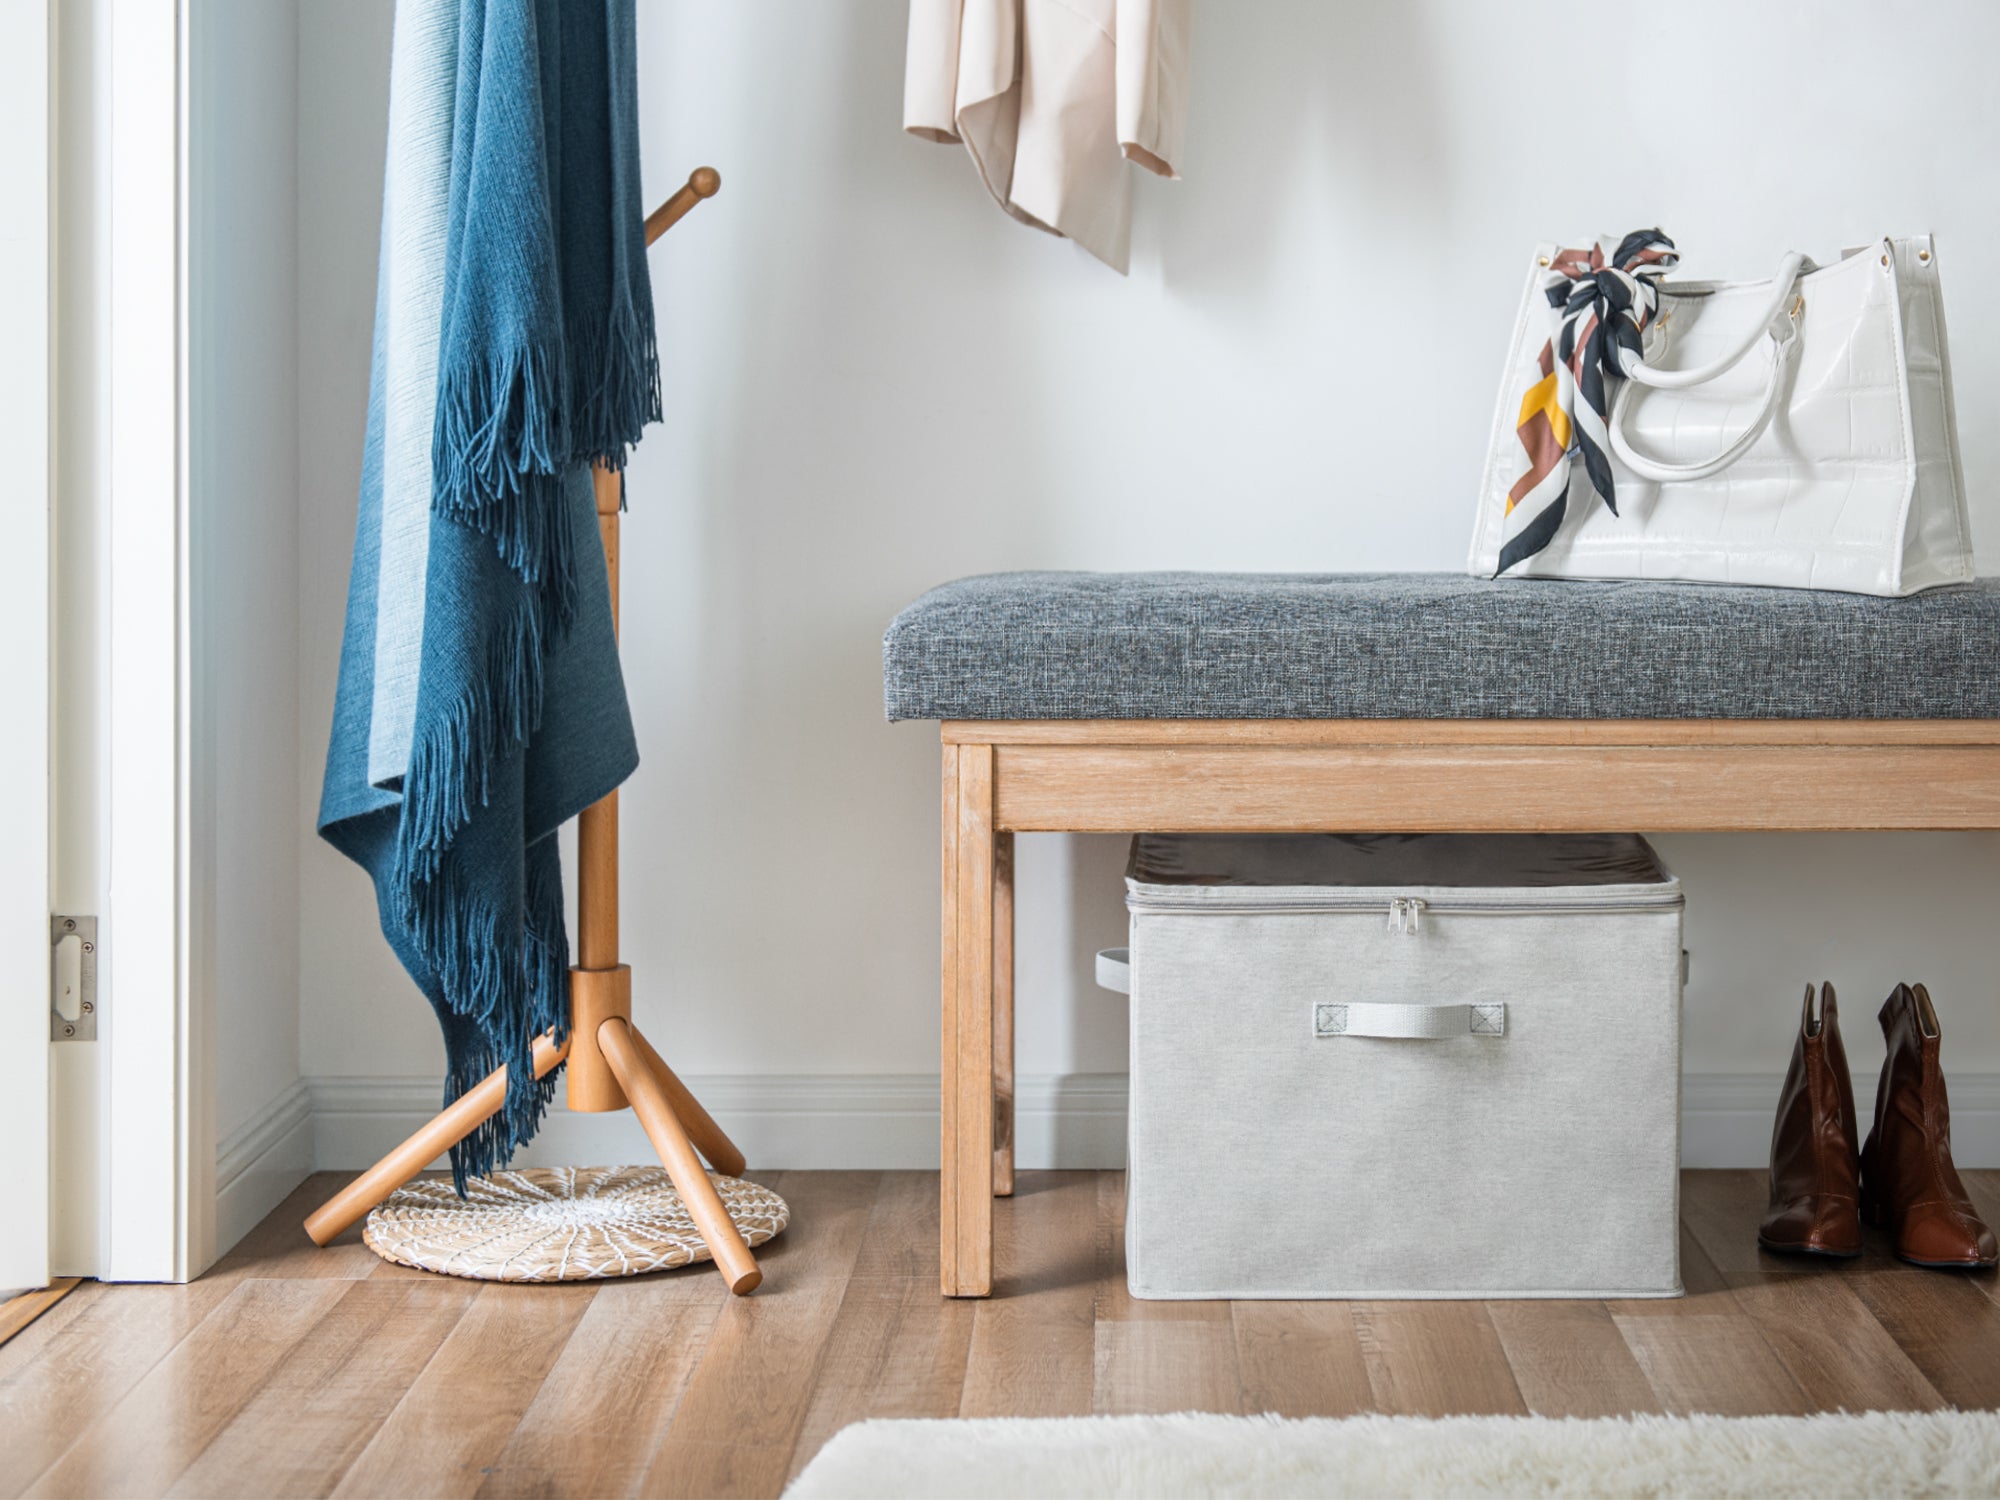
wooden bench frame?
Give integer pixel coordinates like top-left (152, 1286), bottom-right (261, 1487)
top-left (937, 716), bottom-right (2000, 1297)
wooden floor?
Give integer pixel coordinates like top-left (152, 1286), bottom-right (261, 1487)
top-left (5, 1169), bottom-right (2000, 1499)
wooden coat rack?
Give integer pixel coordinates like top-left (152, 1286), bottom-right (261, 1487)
top-left (304, 167), bottom-right (764, 1296)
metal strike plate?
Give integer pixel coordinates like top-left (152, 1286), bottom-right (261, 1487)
top-left (51, 914), bottom-right (98, 1041)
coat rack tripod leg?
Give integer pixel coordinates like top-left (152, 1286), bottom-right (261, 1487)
top-left (304, 169), bottom-right (762, 1294)
top-left (301, 1032), bottom-right (570, 1246)
top-left (563, 446), bottom-right (760, 1295)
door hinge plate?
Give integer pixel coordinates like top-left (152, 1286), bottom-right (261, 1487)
top-left (51, 914), bottom-right (98, 1041)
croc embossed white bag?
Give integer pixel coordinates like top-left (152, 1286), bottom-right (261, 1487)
top-left (1467, 233), bottom-right (1973, 595)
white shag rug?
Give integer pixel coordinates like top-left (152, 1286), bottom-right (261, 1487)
top-left (785, 1411), bottom-right (2000, 1499)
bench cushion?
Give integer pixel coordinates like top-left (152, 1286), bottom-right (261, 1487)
top-left (882, 572), bottom-right (2000, 721)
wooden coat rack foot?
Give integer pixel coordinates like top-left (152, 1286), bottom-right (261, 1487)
top-left (303, 168), bottom-right (763, 1295)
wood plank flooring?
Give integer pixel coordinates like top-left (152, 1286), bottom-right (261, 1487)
top-left (6, 1170), bottom-right (2000, 1499)
top-left (0, 1281), bottom-right (80, 1350)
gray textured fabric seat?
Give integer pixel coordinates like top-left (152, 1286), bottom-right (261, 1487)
top-left (882, 572), bottom-right (2000, 721)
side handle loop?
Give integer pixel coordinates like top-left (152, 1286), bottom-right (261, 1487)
top-left (1095, 948), bottom-right (1130, 995)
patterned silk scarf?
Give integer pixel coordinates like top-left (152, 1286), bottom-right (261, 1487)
top-left (1498, 229), bottom-right (1678, 574)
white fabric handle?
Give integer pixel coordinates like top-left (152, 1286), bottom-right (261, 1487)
top-left (1314, 1001), bottom-right (1506, 1039)
top-left (1097, 952), bottom-right (1506, 1039)
top-left (1096, 947), bottom-right (1131, 994)
top-left (1607, 255), bottom-right (1806, 483)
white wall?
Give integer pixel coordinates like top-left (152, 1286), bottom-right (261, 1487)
top-left (193, 0), bottom-right (307, 1249)
top-left (296, 1), bottom-right (2000, 1168)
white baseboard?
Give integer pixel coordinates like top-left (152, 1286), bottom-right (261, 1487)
top-left (1680, 1072), bottom-right (2000, 1168)
top-left (301, 1070), bottom-right (2000, 1174)
top-left (215, 1077), bottom-right (314, 1252)
top-left (308, 1072), bottom-right (1131, 1174)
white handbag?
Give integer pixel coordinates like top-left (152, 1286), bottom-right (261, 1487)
top-left (1467, 235), bottom-right (1974, 595)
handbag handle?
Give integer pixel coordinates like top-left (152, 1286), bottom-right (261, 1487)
top-left (1315, 1001), bottom-right (1507, 1038)
top-left (1607, 280), bottom-right (1805, 483)
top-left (1619, 253), bottom-right (1807, 389)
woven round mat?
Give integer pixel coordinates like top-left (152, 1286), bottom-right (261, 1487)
top-left (362, 1166), bottom-right (789, 1282)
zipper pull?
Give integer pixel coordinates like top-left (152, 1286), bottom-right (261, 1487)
top-left (1386, 898), bottom-right (1403, 933)
top-left (1386, 897), bottom-right (1425, 934)
top-left (1406, 897), bottom-right (1425, 934)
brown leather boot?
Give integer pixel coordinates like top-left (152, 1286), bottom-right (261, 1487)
top-left (1860, 983), bottom-right (1998, 1270)
top-left (1758, 983), bottom-right (1862, 1258)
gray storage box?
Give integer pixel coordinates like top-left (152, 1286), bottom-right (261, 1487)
top-left (1108, 833), bottom-right (1684, 1300)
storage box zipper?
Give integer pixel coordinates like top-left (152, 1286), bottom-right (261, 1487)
top-left (1126, 889), bottom-right (1683, 920)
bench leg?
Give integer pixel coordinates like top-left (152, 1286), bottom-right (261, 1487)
top-left (993, 830), bottom-right (1015, 1198)
top-left (942, 742), bottom-right (995, 1296)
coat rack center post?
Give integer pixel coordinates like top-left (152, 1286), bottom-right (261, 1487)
top-left (564, 465), bottom-right (632, 1114)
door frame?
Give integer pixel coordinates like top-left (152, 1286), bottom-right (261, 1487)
top-left (103, 0), bottom-right (206, 1282)
top-left (46, 0), bottom-right (204, 1285)
top-left (0, 0), bottom-right (55, 1296)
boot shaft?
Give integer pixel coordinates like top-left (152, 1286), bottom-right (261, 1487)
top-left (1866, 982), bottom-right (1968, 1206)
top-left (1767, 982), bottom-right (1860, 1200)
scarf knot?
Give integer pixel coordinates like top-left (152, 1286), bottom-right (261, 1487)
top-left (1547, 232), bottom-right (1678, 404)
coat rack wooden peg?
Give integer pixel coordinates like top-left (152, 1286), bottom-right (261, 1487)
top-left (304, 167), bottom-right (766, 1296)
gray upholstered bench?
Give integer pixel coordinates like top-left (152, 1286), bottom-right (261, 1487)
top-left (883, 571), bottom-right (2000, 1297)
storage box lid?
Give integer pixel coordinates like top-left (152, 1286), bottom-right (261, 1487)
top-left (1127, 833), bottom-right (1670, 892)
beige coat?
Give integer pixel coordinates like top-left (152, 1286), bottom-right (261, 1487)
top-left (904, 0), bottom-right (1189, 274)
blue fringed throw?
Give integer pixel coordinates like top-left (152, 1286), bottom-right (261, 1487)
top-left (320, 0), bottom-right (655, 1187)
